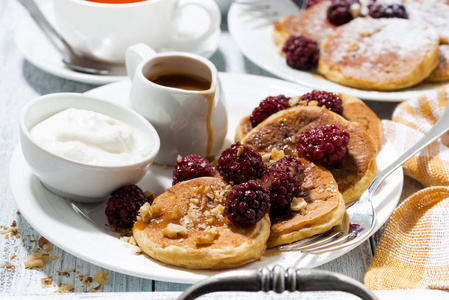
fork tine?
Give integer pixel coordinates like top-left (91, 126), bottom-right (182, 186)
top-left (279, 230), bottom-right (344, 252)
top-left (279, 213), bottom-right (350, 252)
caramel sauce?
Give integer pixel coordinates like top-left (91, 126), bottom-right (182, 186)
top-left (204, 89), bottom-right (215, 158)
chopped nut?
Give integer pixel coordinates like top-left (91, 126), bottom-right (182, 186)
top-left (24, 253), bottom-right (50, 269)
top-left (140, 202), bottom-right (163, 223)
top-left (131, 245), bottom-right (142, 255)
top-left (93, 270), bottom-right (108, 285)
top-left (38, 237), bottom-right (48, 248)
top-left (41, 277), bottom-right (52, 286)
top-left (162, 224), bottom-right (188, 238)
top-left (291, 197), bottom-right (307, 212)
top-left (42, 244), bottom-right (52, 252)
top-left (307, 100), bottom-right (319, 106)
top-left (211, 204), bottom-right (224, 217)
top-left (359, 30), bottom-right (371, 37)
top-left (350, 3), bottom-right (361, 18)
top-left (55, 283), bottom-right (73, 293)
top-left (346, 41), bottom-right (359, 52)
top-left (189, 197), bottom-right (200, 206)
top-left (237, 145), bottom-right (244, 157)
top-left (170, 205), bottom-right (185, 220)
top-left (288, 96), bottom-right (300, 107)
top-left (195, 227), bottom-right (219, 245)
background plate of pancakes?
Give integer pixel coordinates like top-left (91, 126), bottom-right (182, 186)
top-left (228, 0), bottom-right (448, 101)
top-left (10, 73), bottom-right (403, 283)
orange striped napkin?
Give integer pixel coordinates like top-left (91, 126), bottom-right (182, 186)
top-left (364, 85), bottom-right (449, 290)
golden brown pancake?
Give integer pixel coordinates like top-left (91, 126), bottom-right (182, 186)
top-left (318, 18), bottom-right (440, 91)
top-left (407, 2), bottom-right (449, 44)
top-left (132, 177), bottom-right (271, 270)
top-left (426, 45), bottom-right (449, 82)
top-left (235, 93), bottom-right (383, 150)
top-left (273, 1), bottom-right (336, 47)
top-left (268, 157), bottom-right (345, 248)
top-left (241, 105), bottom-right (378, 205)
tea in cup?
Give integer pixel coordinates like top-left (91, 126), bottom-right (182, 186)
top-left (126, 43), bottom-right (228, 165)
top-left (53, 0), bottom-right (221, 63)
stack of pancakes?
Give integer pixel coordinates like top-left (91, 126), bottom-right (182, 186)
top-left (274, 0), bottom-right (449, 90)
top-left (133, 92), bottom-right (381, 269)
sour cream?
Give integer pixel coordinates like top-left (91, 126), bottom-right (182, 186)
top-left (30, 108), bottom-right (152, 166)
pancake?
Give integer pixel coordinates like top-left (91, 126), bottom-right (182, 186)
top-left (268, 157), bottom-right (345, 248)
top-left (339, 93), bottom-right (383, 149)
top-left (403, 0), bottom-right (449, 5)
top-left (133, 177), bottom-right (271, 269)
top-left (318, 17), bottom-right (440, 91)
top-left (273, 1), bottom-right (336, 47)
top-left (407, 2), bottom-right (449, 44)
top-left (235, 93), bottom-right (383, 150)
top-left (240, 105), bottom-right (378, 205)
top-left (426, 45), bottom-right (449, 83)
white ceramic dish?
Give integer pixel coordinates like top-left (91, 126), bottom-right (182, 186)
top-left (227, 0), bottom-right (448, 101)
top-left (19, 93), bottom-right (160, 202)
top-left (15, 1), bottom-right (221, 85)
top-left (10, 73), bottom-right (403, 283)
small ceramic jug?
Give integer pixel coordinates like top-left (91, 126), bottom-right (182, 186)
top-left (126, 43), bottom-right (227, 165)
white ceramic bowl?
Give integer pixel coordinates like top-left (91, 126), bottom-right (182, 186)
top-left (19, 93), bottom-right (160, 203)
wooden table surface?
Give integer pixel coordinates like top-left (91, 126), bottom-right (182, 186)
top-left (0, 0), bottom-right (425, 296)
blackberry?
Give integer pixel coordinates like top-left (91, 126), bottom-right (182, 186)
top-left (217, 142), bottom-right (265, 184)
top-left (282, 35), bottom-right (320, 70)
top-left (105, 185), bottom-right (147, 230)
top-left (368, 2), bottom-right (408, 19)
top-left (261, 156), bottom-right (305, 212)
top-left (300, 90), bottom-right (344, 115)
top-left (224, 180), bottom-right (271, 227)
top-left (307, 0), bottom-right (325, 8)
top-left (327, 0), bottom-right (357, 26)
top-left (250, 95), bottom-right (291, 127)
top-left (172, 154), bottom-right (216, 185)
top-left (296, 124), bottom-right (350, 168)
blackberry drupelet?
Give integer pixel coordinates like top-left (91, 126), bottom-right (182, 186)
top-left (250, 95), bottom-right (291, 127)
top-left (296, 124), bottom-right (350, 168)
top-left (300, 90), bottom-right (344, 115)
top-left (368, 2), bottom-right (408, 19)
top-left (217, 142), bottom-right (265, 184)
top-left (261, 156), bottom-right (305, 212)
top-left (327, 0), bottom-right (357, 26)
top-left (172, 154), bottom-right (216, 185)
top-left (282, 35), bottom-right (320, 70)
top-left (105, 185), bottom-right (147, 230)
top-left (224, 180), bottom-right (271, 227)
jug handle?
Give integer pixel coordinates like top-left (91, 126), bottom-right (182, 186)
top-left (125, 43), bottom-right (157, 82)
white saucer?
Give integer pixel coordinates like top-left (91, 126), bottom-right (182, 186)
top-left (15, 1), bottom-right (221, 85)
top-left (228, 0), bottom-right (448, 101)
top-left (10, 73), bottom-right (403, 283)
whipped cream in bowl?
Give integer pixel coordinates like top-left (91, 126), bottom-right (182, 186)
top-left (19, 93), bottom-right (160, 202)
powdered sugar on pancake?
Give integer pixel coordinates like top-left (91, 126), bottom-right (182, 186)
top-left (407, 2), bottom-right (449, 43)
top-left (321, 18), bottom-right (439, 80)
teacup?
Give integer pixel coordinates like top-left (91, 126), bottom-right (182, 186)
top-left (126, 43), bottom-right (227, 165)
top-left (53, 0), bottom-right (221, 64)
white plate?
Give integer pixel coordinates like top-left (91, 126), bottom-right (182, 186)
top-left (15, 1), bottom-right (221, 85)
top-left (9, 73), bottom-right (403, 283)
top-left (228, 0), bottom-right (447, 101)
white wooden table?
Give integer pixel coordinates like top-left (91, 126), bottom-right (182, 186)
top-left (0, 0), bottom-right (424, 297)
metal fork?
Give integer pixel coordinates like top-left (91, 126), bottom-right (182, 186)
top-left (280, 102), bottom-right (449, 254)
top-left (17, 0), bottom-right (111, 75)
top-left (234, 0), bottom-right (307, 17)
